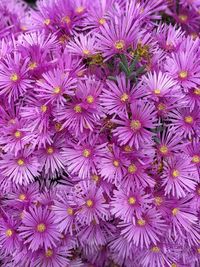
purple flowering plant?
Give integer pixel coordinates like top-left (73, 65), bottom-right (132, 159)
top-left (0, 0), bottom-right (200, 266)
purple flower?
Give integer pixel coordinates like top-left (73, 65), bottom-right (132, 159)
top-left (19, 206), bottom-right (60, 251)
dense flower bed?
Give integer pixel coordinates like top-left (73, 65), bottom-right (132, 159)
top-left (0, 0), bottom-right (200, 266)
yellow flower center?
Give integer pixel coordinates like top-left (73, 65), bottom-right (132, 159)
top-left (55, 122), bottom-right (62, 132)
top-left (197, 248), bottom-right (200, 254)
top-left (41, 105), bottom-right (48, 113)
top-left (29, 62), bottom-right (37, 70)
top-left (86, 199), bottom-right (93, 207)
top-left (154, 89), bottom-right (161, 95)
top-left (45, 249), bottom-right (53, 257)
top-left (194, 88), bottom-right (200, 95)
top-left (179, 70), bottom-right (188, 79)
top-left (53, 86), bottom-right (61, 94)
top-left (171, 263), bottom-right (177, 267)
top-left (114, 40), bottom-right (125, 50)
top-left (74, 105), bottom-right (82, 113)
top-left (130, 120), bottom-right (141, 130)
top-left (184, 116), bottom-right (193, 124)
top-left (128, 164), bottom-right (137, 174)
top-left (128, 196), bottom-right (136, 205)
top-left (192, 155), bottom-right (200, 163)
top-left (86, 95), bottom-right (94, 104)
top-left (10, 73), bottom-right (19, 82)
top-left (18, 193), bottom-right (26, 201)
top-left (157, 103), bottom-right (166, 111)
top-left (62, 16), bottom-right (71, 24)
top-left (6, 229), bottom-right (13, 237)
top-left (159, 145), bottom-right (168, 154)
top-left (197, 188), bottom-right (200, 195)
top-left (178, 14), bottom-right (188, 22)
top-left (14, 130), bottom-right (21, 138)
top-left (76, 6), bottom-right (85, 13)
top-left (37, 223), bottom-right (46, 232)
top-left (44, 18), bottom-right (51, 25)
top-left (113, 160), bottom-right (120, 167)
top-left (82, 149), bottom-right (91, 158)
top-left (17, 159), bottom-right (24, 166)
top-left (47, 147), bottom-right (54, 154)
top-left (120, 93), bottom-right (129, 102)
top-left (172, 169), bottom-right (180, 178)
top-left (124, 145), bottom-right (133, 152)
top-left (137, 219), bottom-right (146, 226)
top-left (172, 208), bottom-right (179, 216)
top-left (99, 18), bottom-right (106, 25)
top-left (83, 49), bottom-right (90, 55)
top-left (67, 207), bottom-right (74, 215)
top-left (151, 246), bottom-right (160, 253)
top-left (154, 196), bottom-right (163, 206)
top-left (91, 174), bottom-right (100, 183)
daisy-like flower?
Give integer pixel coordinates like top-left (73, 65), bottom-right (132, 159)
top-left (34, 246), bottom-right (71, 267)
top-left (123, 159), bottom-right (155, 190)
top-left (37, 136), bottom-right (65, 176)
top-left (0, 217), bottom-right (21, 255)
top-left (184, 87), bottom-right (200, 111)
top-left (120, 208), bottom-right (166, 248)
top-left (67, 34), bottom-right (97, 58)
top-left (100, 73), bottom-right (146, 117)
top-left (156, 127), bottom-right (186, 159)
top-left (184, 139), bottom-right (200, 170)
top-left (167, 196), bottom-right (198, 238)
top-left (111, 187), bottom-right (151, 222)
top-left (55, 77), bottom-right (102, 136)
top-left (52, 193), bottom-right (76, 235)
top-left (0, 52), bottom-right (32, 102)
top-left (142, 71), bottom-right (180, 101)
top-left (161, 155), bottom-right (198, 198)
top-left (99, 144), bottom-right (127, 185)
top-left (0, 148), bottom-right (40, 185)
top-left (62, 135), bottom-right (106, 179)
top-left (96, 13), bottom-right (139, 60)
top-left (6, 183), bottom-right (39, 210)
top-left (75, 181), bottom-right (110, 225)
top-left (165, 48), bottom-right (200, 89)
top-left (36, 68), bottom-right (76, 106)
top-left (19, 206), bottom-right (60, 251)
top-left (113, 101), bottom-right (157, 149)
top-left (156, 23), bottom-right (184, 52)
top-left (169, 107), bottom-right (200, 139)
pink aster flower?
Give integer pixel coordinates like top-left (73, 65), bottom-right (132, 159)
top-left (156, 127), bottom-right (186, 159)
top-left (62, 135), bottom-right (106, 179)
top-left (169, 107), bottom-right (200, 139)
top-left (0, 148), bottom-right (40, 185)
top-left (67, 34), bottom-right (97, 58)
top-left (34, 246), bottom-right (71, 267)
top-left (19, 206), bottom-right (60, 251)
top-left (98, 144), bottom-right (127, 186)
top-left (123, 158), bottom-right (155, 190)
top-left (141, 71), bottom-right (180, 101)
top-left (165, 48), bottom-right (200, 89)
top-left (96, 13), bottom-right (139, 60)
top-left (75, 181), bottom-right (110, 225)
top-left (52, 193), bottom-right (77, 235)
top-left (184, 88), bottom-right (200, 111)
top-left (161, 155), bottom-right (198, 198)
top-left (120, 208), bottom-right (166, 248)
top-left (36, 68), bottom-right (76, 106)
top-left (0, 52), bottom-right (32, 102)
top-left (0, 217), bottom-right (21, 256)
top-left (184, 139), bottom-right (200, 170)
top-left (111, 187), bottom-right (151, 222)
top-left (100, 73), bottom-right (146, 117)
top-left (37, 135), bottom-right (65, 176)
top-left (113, 101), bottom-right (157, 149)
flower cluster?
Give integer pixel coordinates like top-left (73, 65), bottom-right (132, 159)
top-left (0, 0), bottom-right (200, 266)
